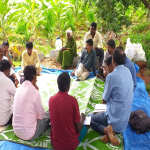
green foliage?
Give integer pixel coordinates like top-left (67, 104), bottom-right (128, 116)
top-left (16, 19), bottom-right (33, 44)
top-left (12, 60), bottom-right (21, 67)
top-left (41, 9), bottom-right (56, 45)
top-left (94, 0), bottom-right (132, 33)
top-left (125, 4), bottom-right (147, 22)
top-left (146, 82), bottom-right (150, 94)
top-left (121, 22), bottom-right (150, 67)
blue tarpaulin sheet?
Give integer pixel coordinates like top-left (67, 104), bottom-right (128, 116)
top-left (123, 76), bottom-right (150, 150)
top-left (1, 64), bottom-right (150, 150)
top-left (14, 65), bottom-right (98, 79)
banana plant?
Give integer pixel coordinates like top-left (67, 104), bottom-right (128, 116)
top-left (0, 0), bottom-right (11, 40)
top-left (16, 19), bottom-right (33, 45)
top-left (41, 8), bottom-right (56, 45)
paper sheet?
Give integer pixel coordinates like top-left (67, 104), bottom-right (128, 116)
top-left (84, 117), bottom-right (91, 125)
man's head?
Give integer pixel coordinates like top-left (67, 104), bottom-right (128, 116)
top-left (115, 46), bottom-right (124, 51)
top-left (90, 22), bottom-right (97, 35)
top-left (23, 65), bottom-right (37, 85)
top-left (66, 29), bottom-right (72, 41)
top-left (57, 72), bottom-right (70, 92)
top-left (86, 39), bottom-right (93, 53)
top-left (26, 42), bottom-right (33, 56)
top-left (2, 41), bottom-right (9, 55)
top-left (107, 39), bottom-right (115, 56)
top-left (105, 56), bottom-right (114, 73)
top-left (112, 49), bottom-right (125, 67)
top-left (0, 59), bottom-right (11, 77)
top-left (0, 46), bottom-right (4, 60)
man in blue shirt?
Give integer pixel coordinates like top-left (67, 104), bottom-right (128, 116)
top-left (91, 49), bottom-right (134, 145)
top-left (116, 47), bottom-right (137, 91)
top-left (71, 39), bottom-right (96, 81)
top-left (97, 46), bottom-right (137, 91)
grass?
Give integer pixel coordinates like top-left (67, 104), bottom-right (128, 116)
top-left (121, 22), bottom-right (150, 67)
top-left (146, 83), bottom-right (150, 95)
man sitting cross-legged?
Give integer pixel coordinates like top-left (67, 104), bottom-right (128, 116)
top-left (13, 65), bottom-right (50, 141)
top-left (71, 39), bottom-right (96, 81)
top-left (49, 72), bottom-right (87, 150)
top-left (0, 59), bottom-right (16, 126)
top-left (97, 46), bottom-right (137, 91)
top-left (91, 49), bottom-right (134, 145)
top-left (21, 42), bottom-right (42, 75)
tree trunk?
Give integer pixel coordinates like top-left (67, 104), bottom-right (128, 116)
top-left (147, 2), bottom-right (150, 22)
top-left (141, 0), bottom-right (149, 9)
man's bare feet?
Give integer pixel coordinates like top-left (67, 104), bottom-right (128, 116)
top-left (105, 125), bottom-right (120, 146)
top-left (101, 132), bottom-right (115, 143)
top-left (101, 135), bottom-right (110, 143)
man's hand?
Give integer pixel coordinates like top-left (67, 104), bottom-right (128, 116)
top-left (71, 69), bottom-right (76, 76)
top-left (103, 67), bottom-right (108, 78)
top-left (61, 47), bottom-right (66, 52)
top-left (96, 73), bottom-right (104, 79)
top-left (80, 113), bottom-right (86, 122)
top-left (14, 78), bottom-right (19, 87)
top-left (94, 47), bottom-right (99, 50)
top-left (34, 84), bottom-right (39, 91)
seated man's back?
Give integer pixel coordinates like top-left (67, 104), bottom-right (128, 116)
top-left (13, 66), bottom-right (45, 140)
top-left (49, 92), bottom-right (80, 149)
top-left (49, 72), bottom-right (87, 150)
top-left (104, 65), bottom-right (133, 132)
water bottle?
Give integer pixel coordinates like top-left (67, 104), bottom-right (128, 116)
top-left (55, 38), bottom-right (62, 50)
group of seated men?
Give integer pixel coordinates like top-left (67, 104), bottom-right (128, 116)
top-left (0, 22), bottom-right (137, 149)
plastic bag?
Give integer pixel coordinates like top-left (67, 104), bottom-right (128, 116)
top-left (125, 38), bottom-right (137, 60)
top-left (134, 43), bottom-right (146, 62)
top-left (125, 38), bottom-right (146, 62)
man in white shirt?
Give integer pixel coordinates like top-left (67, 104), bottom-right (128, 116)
top-left (0, 59), bottom-right (16, 126)
top-left (84, 22), bottom-right (104, 67)
top-left (0, 46), bottom-right (19, 87)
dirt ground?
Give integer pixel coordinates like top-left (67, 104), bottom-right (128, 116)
top-left (41, 57), bottom-right (150, 86)
top-left (41, 57), bottom-right (76, 70)
top-left (41, 57), bottom-right (62, 69)
top-left (137, 68), bottom-right (150, 86)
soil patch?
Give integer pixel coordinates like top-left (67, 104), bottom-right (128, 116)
top-left (41, 57), bottom-right (76, 70)
top-left (41, 57), bottom-right (62, 69)
top-left (137, 67), bottom-right (150, 86)
top-left (41, 57), bottom-right (150, 87)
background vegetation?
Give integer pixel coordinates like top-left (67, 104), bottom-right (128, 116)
top-left (0, 0), bottom-right (150, 67)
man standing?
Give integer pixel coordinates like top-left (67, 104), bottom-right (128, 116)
top-left (0, 59), bottom-right (16, 126)
top-left (0, 46), bottom-right (19, 87)
top-left (84, 22), bottom-right (104, 67)
top-left (49, 72), bottom-right (87, 150)
top-left (21, 42), bottom-right (42, 75)
top-left (91, 49), bottom-right (134, 145)
top-left (71, 39), bottom-right (96, 81)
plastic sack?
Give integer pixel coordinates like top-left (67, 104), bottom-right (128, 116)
top-left (125, 38), bottom-right (146, 62)
top-left (134, 43), bottom-right (146, 62)
top-left (125, 38), bottom-right (137, 60)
